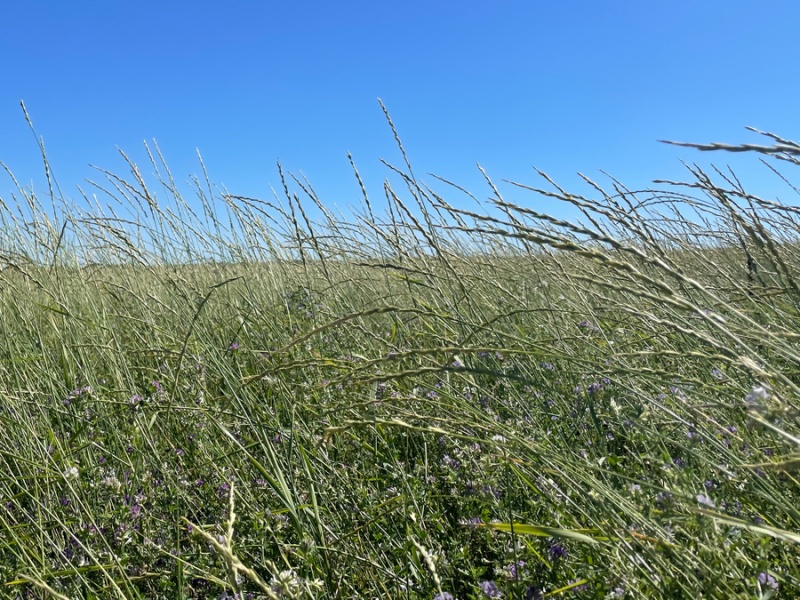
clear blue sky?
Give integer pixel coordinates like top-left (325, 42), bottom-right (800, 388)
top-left (2, 1), bottom-right (799, 225)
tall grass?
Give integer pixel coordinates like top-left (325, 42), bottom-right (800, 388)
top-left (0, 109), bottom-right (799, 598)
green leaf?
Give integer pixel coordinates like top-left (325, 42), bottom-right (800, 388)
top-left (477, 522), bottom-right (599, 545)
top-left (691, 509), bottom-right (800, 545)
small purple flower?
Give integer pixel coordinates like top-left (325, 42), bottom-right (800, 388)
top-left (130, 504), bottom-right (142, 519)
top-left (227, 342), bottom-right (240, 352)
top-left (441, 455), bottom-right (460, 470)
top-left (525, 586), bottom-right (543, 600)
top-left (481, 485), bottom-right (500, 499)
top-left (587, 382), bottom-right (603, 395)
top-left (745, 385), bottom-right (770, 404)
top-left (60, 498), bottom-right (70, 506)
top-left (711, 368), bottom-right (724, 380)
top-left (479, 580), bottom-right (502, 598)
top-left (434, 593), bottom-right (455, 600)
top-left (757, 572), bottom-right (778, 590)
top-left (505, 559), bottom-right (527, 579)
top-left (540, 362), bottom-right (554, 370)
top-left (548, 543), bottom-right (568, 560)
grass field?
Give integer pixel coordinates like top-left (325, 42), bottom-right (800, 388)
top-left (1, 124), bottom-right (799, 599)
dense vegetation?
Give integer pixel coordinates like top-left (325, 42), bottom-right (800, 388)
top-left (1, 118), bottom-right (799, 598)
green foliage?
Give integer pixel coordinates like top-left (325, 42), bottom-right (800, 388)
top-left (0, 125), bottom-right (799, 598)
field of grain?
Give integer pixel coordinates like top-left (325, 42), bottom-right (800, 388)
top-left (1, 128), bottom-right (798, 599)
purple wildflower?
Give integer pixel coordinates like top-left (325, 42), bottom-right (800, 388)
top-left (745, 385), bottom-right (770, 404)
top-left (479, 580), bottom-right (502, 598)
top-left (548, 543), bottom-right (568, 560)
top-left (757, 572), bottom-right (778, 590)
top-left (505, 559), bottom-right (527, 579)
top-left (525, 586), bottom-right (544, 600)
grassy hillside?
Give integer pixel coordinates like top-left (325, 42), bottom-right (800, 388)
top-left (0, 129), bottom-right (799, 599)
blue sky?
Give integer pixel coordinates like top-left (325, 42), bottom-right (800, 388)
top-left (2, 1), bottom-right (799, 225)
